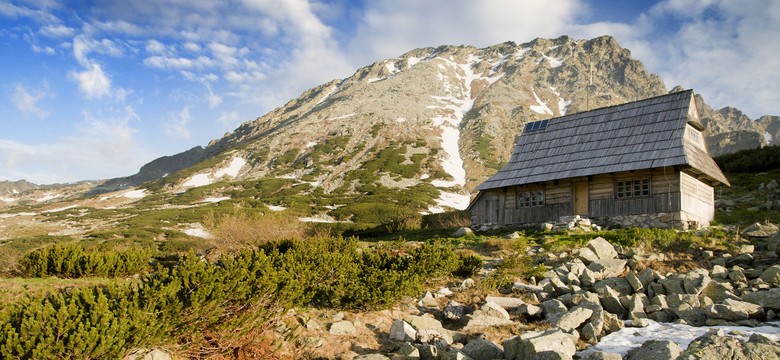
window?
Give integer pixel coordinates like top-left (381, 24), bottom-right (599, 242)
top-left (616, 178), bottom-right (650, 198)
top-left (517, 190), bottom-right (545, 207)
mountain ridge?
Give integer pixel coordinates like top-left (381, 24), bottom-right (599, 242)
top-left (4, 35), bottom-right (779, 213)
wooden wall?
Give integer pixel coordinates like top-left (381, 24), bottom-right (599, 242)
top-left (680, 171), bottom-right (715, 223)
top-left (470, 167), bottom-right (714, 227)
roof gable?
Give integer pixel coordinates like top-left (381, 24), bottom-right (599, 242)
top-left (477, 90), bottom-right (729, 190)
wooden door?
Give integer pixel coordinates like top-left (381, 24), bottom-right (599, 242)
top-left (574, 182), bottom-right (589, 215)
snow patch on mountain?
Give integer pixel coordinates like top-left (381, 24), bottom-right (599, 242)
top-left (327, 113), bottom-right (356, 121)
top-left (765, 131), bottom-right (773, 143)
top-left (182, 157), bottom-right (246, 188)
top-left (43, 204), bottom-right (78, 213)
top-left (550, 87), bottom-right (571, 115)
top-left (530, 89), bottom-right (553, 115)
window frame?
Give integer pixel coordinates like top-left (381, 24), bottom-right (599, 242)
top-left (516, 190), bottom-right (545, 208)
top-left (615, 178), bottom-right (650, 199)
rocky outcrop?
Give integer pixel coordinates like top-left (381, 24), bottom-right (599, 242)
top-left (340, 229), bottom-right (780, 360)
top-left (679, 330), bottom-right (780, 360)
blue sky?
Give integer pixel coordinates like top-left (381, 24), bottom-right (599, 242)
top-left (1, 0), bottom-right (778, 184)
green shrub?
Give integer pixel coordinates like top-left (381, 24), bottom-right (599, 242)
top-left (453, 253), bottom-right (484, 278)
top-left (20, 243), bottom-right (153, 278)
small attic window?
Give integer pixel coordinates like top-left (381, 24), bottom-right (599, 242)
top-left (524, 119), bottom-right (550, 133)
top-left (686, 124), bottom-right (703, 148)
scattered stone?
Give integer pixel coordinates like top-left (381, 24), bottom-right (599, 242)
top-left (587, 237), bottom-right (618, 260)
top-left (478, 301), bottom-right (511, 320)
top-left (354, 354), bottom-right (390, 360)
top-left (680, 329), bottom-right (780, 360)
top-left (503, 329), bottom-right (577, 360)
top-left (125, 348), bottom-right (172, 360)
top-left (759, 265), bottom-right (780, 286)
top-left (440, 350), bottom-right (472, 360)
top-left (742, 288), bottom-right (780, 310)
top-left (394, 343), bottom-right (419, 358)
top-left (517, 303), bottom-right (542, 317)
top-left (705, 299), bottom-right (764, 321)
top-left (588, 259), bottom-right (627, 279)
top-left (554, 306), bottom-right (594, 332)
top-left (444, 300), bottom-right (470, 321)
top-left (389, 319), bottom-right (417, 342)
top-left (418, 291), bottom-right (439, 308)
top-left (485, 296), bottom-right (526, 310)
top-left (625, 339), bottom-right (682, 360)
top-left (329, 320), bottom-right (357, 335)
top-left (452, 227), bottom-right (474, 237)
top-left (626, 271), bottom-right (644, 293)
top-left (581, 351), bottom-right (623, 360)
top-left (460, 338), bottom-right (504, 360)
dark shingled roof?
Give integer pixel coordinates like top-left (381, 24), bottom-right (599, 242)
top-left (477, 90), bottom-right (730, 190)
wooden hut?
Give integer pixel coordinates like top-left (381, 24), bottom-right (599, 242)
top-left (470, 90), bottom-right (729, 229)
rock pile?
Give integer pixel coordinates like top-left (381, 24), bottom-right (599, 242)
top-left (344, 232), bottom-right (780, 359)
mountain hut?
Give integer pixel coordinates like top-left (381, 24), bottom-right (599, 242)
top-left (469, 90), bottom-right (729, 229)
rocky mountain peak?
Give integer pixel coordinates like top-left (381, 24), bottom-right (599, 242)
top-left (105, 35), bottom-right (776, 213)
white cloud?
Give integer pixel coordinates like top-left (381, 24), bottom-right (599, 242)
top-left (39, 24), bottom-right (75, 38)
top-left (620, 0), bottom-right (780, 117)
top-left (12, 84), bottom-right (49, 118)
top-left (205, 85), bottom-right (222, 108)
top-left (144, 39), bottom-right (169, 54)
top-left (217, 111), bottom-right (241, 129)
top-left (347, 0), bottom-right (580, 67)
top-left (31, 44), bottom-right (55, 54)
top-left (164, 106), bottom-right (192, 139)
top-left (0, 106), bottom-right (152, 184)
top-left (144, 55), bottom-right (215, 70)
top-left (68, 62), bottom-right (112, 98)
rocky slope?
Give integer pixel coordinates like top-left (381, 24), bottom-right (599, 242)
top-left (105, 35), bottom-right (777, 215)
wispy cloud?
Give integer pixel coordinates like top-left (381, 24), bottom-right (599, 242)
top-left (0, 106), bottom-right (152, 183)
top-left (68, 62), bottom-right (112, 98)
top-left (12, 84), bottom-right (50, 118)
top-left (163, 106), bottom-right (192, 139)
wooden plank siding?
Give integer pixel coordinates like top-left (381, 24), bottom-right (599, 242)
top-left (472, 168), bottom-right (688, 226)
top-left (680, 171), bottom-right (715, 222)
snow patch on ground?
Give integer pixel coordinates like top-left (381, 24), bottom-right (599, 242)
top-left (123, 189), bottom-right (147, 199)
top-left (530, 89), bottom-right (553, 115)
top-left (550, 87), bottom-right (571, 116)
top-left (543, 54), bottom-right (564, 68)
top-left (305, 141), bottom-right (318, 148)
top-left (182, 157), bottom-right (246, 188)
top-left (43, 205), bottom-right (79, 213)
top-left (581, 320), bottom-right (780, 357)
top-left (765, 131), bottom-right (773, 143)
top-left (428, 55), bottom-right (502, 188)
top-left (0, 197), bottom-right (14, 202)
top-left (420, 174), bottom-right (430, 180)
top-left (406, 56), bottom-right (421, 68)
top-left (201, 197), bottom-right (230, 203)
top-left (433, 191), bottom-right (471, 211)
top-left (396, 117), bottom-right (406, 123)
top-left (0, 212), bottom-right (36, 218)
top-left (315, 85), bottom-right (338, 105)
top-left (323, 204), bottom-right (345, 210)
top-left (183, 173), bottom-right (212, 188)
top-left (298, 215), bottom-right (339, 223)
top-left (515, 47), bottom-right (530, 60)
top-left (36, 193), bottom-right (59, 202)
top-left (266, 204), bottom-right (287, 211)
top-left (215, 157), bottom-right (246, 178)
top-left (327, 113), bottom-right (356, 121)
top-left (183, 224), bottom-right (212, 239)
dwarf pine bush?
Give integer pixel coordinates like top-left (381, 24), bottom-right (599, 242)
top-left (0, 236), bottom-right (463, 358)
top-left (20, 243), bottom-right (153, 278)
